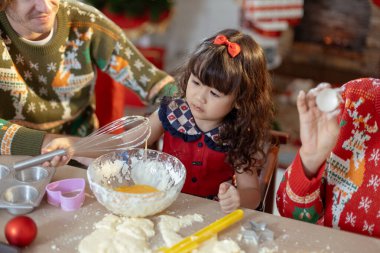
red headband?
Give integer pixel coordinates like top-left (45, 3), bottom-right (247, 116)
top-left (213, 35), bottom-right (241, 58)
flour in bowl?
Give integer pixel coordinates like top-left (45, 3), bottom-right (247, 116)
top-left (129, 156), bottom-right (181, 190)
top-left (95, 159), bottom-right (131, 185)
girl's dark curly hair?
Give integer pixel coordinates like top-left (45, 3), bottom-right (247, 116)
top-left (175, 29), bottom-right (274, 174)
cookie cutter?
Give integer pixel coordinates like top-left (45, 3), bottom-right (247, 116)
top-left (45, 178), bottom-right (85, 211)
top-left (242, 221), bottom-right (274, 246)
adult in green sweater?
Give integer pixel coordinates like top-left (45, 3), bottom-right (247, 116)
top-left (0, 0), bottom-right (174, 165)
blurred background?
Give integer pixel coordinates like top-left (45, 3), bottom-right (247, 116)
top-left (84, 0), bottom-right (380, 214)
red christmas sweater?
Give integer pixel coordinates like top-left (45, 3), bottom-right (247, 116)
top-left (276, 78), bottom-right (380, 238)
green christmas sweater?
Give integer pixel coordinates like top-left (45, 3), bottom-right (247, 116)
top-left (0, 0), bottom-right (174, 155)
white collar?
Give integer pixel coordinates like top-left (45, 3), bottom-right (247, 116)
top-left (20, 20), bottom-right (56, 45)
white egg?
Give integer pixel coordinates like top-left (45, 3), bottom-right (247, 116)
top-left (316, 88), bottom-right (340, 112)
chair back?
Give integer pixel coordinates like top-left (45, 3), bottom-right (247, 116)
top-left (257, 130), bottom-right (288, 213)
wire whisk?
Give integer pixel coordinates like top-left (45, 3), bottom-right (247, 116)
top-left (13, 116), bottom-right (151, 171)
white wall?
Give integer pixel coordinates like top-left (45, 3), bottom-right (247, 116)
top-left (151, 0), bottom-right (241, 72)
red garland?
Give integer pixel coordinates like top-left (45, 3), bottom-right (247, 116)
top-left (373, 0), bottom-right (380, 7)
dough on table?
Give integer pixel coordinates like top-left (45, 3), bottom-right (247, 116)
top-left (78, 214), bottom-right (154, 253)
top-left (78, 213), bottom-right (244, 253)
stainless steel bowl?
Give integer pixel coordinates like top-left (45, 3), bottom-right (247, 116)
top-left (2, 185), bottom-right (38, 215)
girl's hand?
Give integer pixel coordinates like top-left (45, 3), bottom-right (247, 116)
top-left (41, 136), bottom-right (79, 167)
top-left (297, 83), bottom-right (340, 177)
top-left (218, 182), bottom-right (240, 213)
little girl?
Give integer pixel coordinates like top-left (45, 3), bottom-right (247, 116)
top-left (45, 29), bottom-right (275, 213)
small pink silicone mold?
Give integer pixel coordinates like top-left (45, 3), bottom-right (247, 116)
top-left (46, 178), bottom-right (85, 211)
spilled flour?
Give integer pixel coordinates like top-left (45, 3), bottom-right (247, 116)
top-left (196, 237), bottom-right (244, 253)
top-left (78, 213), bottom-right (244, 253)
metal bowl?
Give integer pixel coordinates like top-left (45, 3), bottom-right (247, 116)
top-left (15, 166), bottom-right (48, 182)
top-left (2, 185), bottom-right (38, 215)
top-left (0, 165), bottom-right (10, 179)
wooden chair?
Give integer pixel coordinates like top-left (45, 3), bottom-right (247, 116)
top-left (256, 130), bottom-right (289, 213)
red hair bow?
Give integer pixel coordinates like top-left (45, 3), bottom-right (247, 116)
top-left (213, 35), bottom-right (241, 58)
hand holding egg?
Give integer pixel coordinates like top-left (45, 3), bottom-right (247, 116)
top-left (297, 83), bottom-right (341, 176)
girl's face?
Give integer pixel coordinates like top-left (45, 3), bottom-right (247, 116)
top-left (186, 74), bottom-right (236, 131)
top-left (6, 0), bottom-right (59, 40)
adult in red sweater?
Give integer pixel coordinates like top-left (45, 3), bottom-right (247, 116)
top-left (276, 78), bottom-right (380, 238)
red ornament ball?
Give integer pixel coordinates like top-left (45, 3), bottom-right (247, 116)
top-left (4, 216), bottom-right (37, 247)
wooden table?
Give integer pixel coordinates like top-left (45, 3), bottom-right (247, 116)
top-left (0, 156), bottom-right (379, 252)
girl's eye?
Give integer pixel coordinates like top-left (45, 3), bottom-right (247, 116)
top-left (210, 90), bottom-right (221, 97)
top-left (193, 80), bottom-right (200, 86)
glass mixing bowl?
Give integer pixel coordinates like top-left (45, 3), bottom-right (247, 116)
top-left (87, 148), bottom-right (186, 217)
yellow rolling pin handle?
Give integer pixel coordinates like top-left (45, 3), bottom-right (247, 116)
top-left (158, 209), bottom-right (244, 253)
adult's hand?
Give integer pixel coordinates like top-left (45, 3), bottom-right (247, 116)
top-left (298, 83), bottom-right (340, 178)
top-left (41, 135), bottom-right (79, 167)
